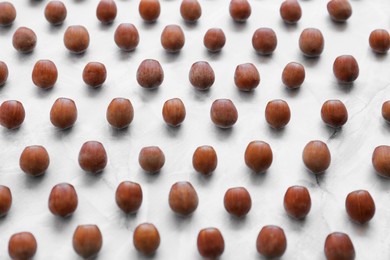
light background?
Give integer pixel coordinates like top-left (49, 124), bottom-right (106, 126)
top-left (0, 0), bottom-right (390, 259)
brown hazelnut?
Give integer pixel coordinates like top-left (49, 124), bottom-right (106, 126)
top-left (302, 140), bottom-right (331, 174)
top-left (0, 185), bottom-right (12, 217)
top-left (114, 23), bottom-right (139, 51)
top-left (0, 2), bottom-right (16, 26)
top-left (169, 181), bottom-right (199, 216)
top-left (133, 223), bottom-right (160, 255)
top-left (50, 98), bottom-right (77, 129)
top-left (265, 99), bottom-right (291, 129)
top-left (256, 225), bottom-right (287, 258)
top-left (210, 99), bottom-right (238, 128)
top-left (115, 181), bottom-right (143, 214)
top-left (0, 61), bottom-right (9, 86)
top-left (162, 98), bottom-right (186, 127)
top-left (48, 183), bottom-right (78, 217)
top-left (197, 228), bottom-right (224, 258)
top-left (73, 225), bottom-right (103, 259)
top-left (161, 25), bottom-right (185, 52)
top-left (252, 28), bottom-right (277, 55)
top-left (96, 0), bottom-right (117, 24)
top-left (189, 61), bottom-right (215, 90)
top-left (234, 63), bottom-right (260, 91)
top-left (139, 0), bottom-right (161, 22)
top-left (0, 100), bottom-right (25, 129)
top-left (324, 232), bottom-right (355, 260)
top-left (106, 98), bottom-right (134, 129)
top-left (192, 145), bottom-right (218, 175)
top-left (78, 141), bottom-right (107, 173)
top-left (327, 0), bottom-right (352, 22)
top-left (203, 28), bottom-right (226, 52)
top-left (283, 186), bottom-right (311, 219)
top-left (138, 146), bottom-right (165, 173)
top-left (321, 100), bottom-right (348, 128)
top-left (12, 27), bottom-right (37, 53)
top-left (63, 25), bottom-right (90, 54)
top-left (282, 62), bottom-right (305, 89)
top-left (19, 145), bottom-right (50, 176)
top-left (373, 145), bottom-right (390, 178)
top-left (8, 232), bottom-right (37, 260)
top-left (333, 55), bottom-right (359, 84)
top-left (82, 62), bottom-right (107, 88)
top-left (280, 0), bottom-right (302, 24)
top-left (44, 1), bottom-right (67, 25)
top-left (32, 60), bottom-right (58, 89)
top-left (345, 190), bottom-right (375, 224)
top-left (136, 59), bottom-right (164, 89)
top-left (244, 141), bottom-right (273, 173)
top-left (229, 0), bottom-right (251, 22)
top-left (299, 28), bottom-right (324, 57)
top-left (369, 29), bottom-right (390, 54)
top-left (224, 187), bottom-right (252, 217)
top-left (382, 101), bottom-right (390, 123)
top-left (180, 0), bottom-right (201, 22)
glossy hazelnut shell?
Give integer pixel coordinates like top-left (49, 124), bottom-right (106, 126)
top-left (369, 29), bottom-right (390, 54)
top-left (327, 0), bottom-right (352, 22)
top-left (210, 99), bottom-right (238, 128)
top-left (8, 232), bottom-right (37, 260)
top-left (180, 0), bottom-right (201, 22)
top-left (12, 27), bottom-right (37, 53)
top-left (321, 100), bottom-right (348, 128)
top-left (73, 225), bottom-right (103, 259)
top-left (203, 28), bottom-right (226, 52)
top-left (0, 61), bottom-right (8, 86)
top-left (302, 140), bottom-right (331, 174)
top-left (139, 0), bottom-right (161, 22)
top-left (19, 145), bottom-right (50, 176)
top-left (324, 232), bottom-right (355, 260)
top-left (114, 23), bottom-right (139, 51)
top-left (299, 28), bottom-right (324, 57)
top-left (0, 100), bottom-right (25, 129)
top-left (265, 99), bottom-right (291, 129)
top-left (162, 98), bottom-right (186, 127)
top-left (169, 181), bottom-right (199, 216)
top-left (229, 0), bottom-right (251, 22)
top-left (32, 60), bottom-right (58, 89)
top-left (256, 225), bottom-right (287, 258)
top-left (224, 187), bottom-right (252, 217)
top-left (0, 2), bottom-right (16, 26)
top-left (138, 146), bottom-right (165, 173)
top-left (0, 185), bottom-right (12, 217)
top-left (106, 98), bottom-right (134, 129)
top-left (234, 63), bottom-right (260, 91)
top-left (115, 181), bottom-right (143, 214)
top-left (283, 186), bottom-right (311, 219)
top-left (345, 190), bottom-right (375, 224)
top-left (192, 145), bottom-right (218, 175)
top-left (133, 223), bottom-right (160, 255)
top-left (373, 145), bottom-right (390, 178)
top-left (189, 61), bottom-right (215, 90)
top-left (78, 141), bottom-right (107, 173)
top-left (197, 228), bottom-right (225, 258)
top-left (45, 1), bottom-right (67, 25)
top-left (244, 141), bottom-right (273, 173)
top-left (382, 101), bottom-right (390, 123)
top-left (63, 25), bottom-right (90, 54)
top-left (136, 59), bottom-right (164, 89)
top-left (96, 0), bottom-right (117, 24)
top-left (280, 0), bottom-right (302, 24)
top-left (282, 62), bottom-right (305, 89)
top-left (48, 183), bottom-right (78, 217)
top-left (252, 28), bottom-right (277, 55)
top-left (50, 98), bottom-right (77, 129)
top-left (161, 25), bottom-right (185, 52)
top-left (333, 55), bottom-right (359, 84)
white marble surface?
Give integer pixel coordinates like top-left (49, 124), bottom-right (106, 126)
top-left (0, 0), bottom-right (390, 259)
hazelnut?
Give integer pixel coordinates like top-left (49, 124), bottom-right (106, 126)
top-left (82, 62), bottom-right (107, 88)
top-left (115, 181), bottom-right (143, 214)
top-left (19, 145), bottom-right (50, 176)
top-left (44, 1), bottom-right (67, 25)
top-left (162, 98), bottom-right (186, 127)
top-left (133, 223), bottom-right (160, 255)
top-left (373, 145), bottom-right (390, 178)
top-left (0, 185), bottom-right (12, 217)
top-left (73, 225), bottom-right (103, 259)
top-left (189, 61), bottom-right (215, 90)
top-left (96, 0), bottom-right (117, 24)
top-left (281, 62), bottom-right (305, 89)
top-left (32, 60), bottom-right (58, 89)
top-left (203, 28), bottom-right (226, 52)
top-left (136, 59), bottom-right (164, 89)
top-left (333, 55), bottom-right (359, 84)
top-left (114, 23), bottom-right (139, 51)
top-left (321, 100), bottom-right (348, 128)
top-left (382, 101), bottom-right (390, 123)
top-left (224, 187), bottom-right (252, 217)
top-left (197, 228), bottom-right (224, 258)
top-left (63, 25), bottom-right (90, 54)
top-left (138, 146), bottom-right (165, 173)
top-left (169, 181), bottom-right (199, 216)
top-left (8, 232), bottom-right (37, 260)
top-left (302, 140), bottom-right (331, 174)
top-left (12, 27), bottom-right (37, 53)
top-left (265, 99), bottom-right (291, 129)
top-left (180, 0), bottom-right (201, 22)
top-left (324, 232), bottom-right (355, 260)
top-left (50, 98), bottom-right (77, 129)
top-left (139, 0), bottom-right (161, 22)
top-left (345, 190), bottom-right (375, 224)
top-left (78, 141), bottom-right (108, 173)
top-left (299, 28), bottom-right (324, 57)
top-left (0, 61), bottom-right (9, 86)
top-left (229, 0), bottom-right (251, 22)
top-left (256, 225), bottom-right (287, 258)
top-left (0, 100), bottom-right (25, 129)
top-left (161, 25), bottom-right (185, 52)
top-left (48, 183), bottom-right (78, 217)
top-left (283, 186), bottom-right (311, 219)
top-left (244, 141), bottom-right (273, 173)
top-left (280, 0), bottom-right (302, 24)
top-left (252, 28), bottom-right (277, 55)
top-left (0, 2), bottom-right (16, 26)
top-left (327, 0), bottom-right (352, 22)
top-left (210, 99), bottom-right (238, 128)
top-left (369, 29), bottom-right (390, 54)
top-left (106, 98), bottom-right (134, 129)
top-left (234, 63), bottom-right (260, 91)
top-left (192, 145), bottom-right (218, 175)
